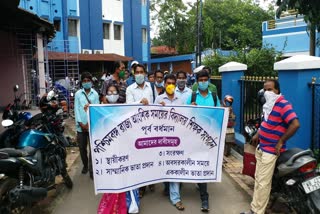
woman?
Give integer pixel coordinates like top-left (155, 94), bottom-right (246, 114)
top-left (97, 84), bottom-right (139, 214)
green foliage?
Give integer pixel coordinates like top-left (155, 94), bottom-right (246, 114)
top-left (203, 46), bottom-right (281, 76)
top-left (151, 0), bottom-right (274, 54)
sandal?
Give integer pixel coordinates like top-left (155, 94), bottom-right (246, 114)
top-left (174, 201), bottom-right (185, 211)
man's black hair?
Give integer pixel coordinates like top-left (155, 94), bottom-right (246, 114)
top-left (134, 64), bottom-right (146, 73)
top-left (196, 70), bottom-right (210, 80)
top-left (202, 66), bottom-right (212, 74)
top-left (113, 61), bottom-right (123, 73)
top-left (154, 69), bottom-right (164, 77)
top-left (148, 71), bottom-right (155, 77)
top-left (176, 70), bottom-right (187, 78)
top-left (266, 79), bottom-right (281, 94)
top-left (164, 73), bottom-right (176, 83)
top-left (81, 72), bottom-right (92, 81)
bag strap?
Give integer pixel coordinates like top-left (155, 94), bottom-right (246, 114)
top-left (82, 91), bottom-right (91, 104)
top-left (191, 91), bottom-right (197, 103)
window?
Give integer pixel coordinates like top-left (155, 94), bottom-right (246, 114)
top-left (142, 28), bottom-right (147, 43)
top-left (54, 20), bottom-right (61, 32)
top-left (68, 19), bottom-right (78, 37)
top-left (103, 23), bottom-right (110, 39)
top-left (114, 24), bottom-right (122, 40)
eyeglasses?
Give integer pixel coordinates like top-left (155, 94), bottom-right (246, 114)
top-left (107, 91), bottom-right (118, 95)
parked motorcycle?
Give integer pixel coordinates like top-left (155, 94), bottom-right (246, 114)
top-left (243, 89), bottom-right (320, 213)
top-left (0, 90), bottom-right (73, 213)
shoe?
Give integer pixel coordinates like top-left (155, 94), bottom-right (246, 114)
top-left (240, 210), bottom-right (255, 214)
top-left (82, 167), bottom-right (88, 174)
top-left (201, 200), bottom-right (209, 212)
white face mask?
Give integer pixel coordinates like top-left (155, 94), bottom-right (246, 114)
top-left (106, 94), bottom-right (119, 103)
top-left (263, 91), bottom-right (281, 121)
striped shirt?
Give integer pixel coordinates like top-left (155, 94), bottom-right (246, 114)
top-left (259, 96), bottom-right (298, 154)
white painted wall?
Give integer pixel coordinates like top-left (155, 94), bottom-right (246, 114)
top-left (103, 23), bottom-right (124, 55)
top-left (102, 0), bottom-right (123, 22)
top-left (102, 0), bottom-right (124, 55)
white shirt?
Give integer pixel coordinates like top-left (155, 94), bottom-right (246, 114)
top-left (175, 87), bottom-right (192, 104)
top-left (126, 82), bottom-right (153, 104)
top-left (154, 93), bottom-right (184, 105)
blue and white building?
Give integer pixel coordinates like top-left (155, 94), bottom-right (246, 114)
top-left (262, 11), bottom-right (320, 56)
top-left (18, 0), bottom-right (151, 66)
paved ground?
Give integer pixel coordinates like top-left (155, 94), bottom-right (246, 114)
top-left (51, 158), bottom-right (251, 214)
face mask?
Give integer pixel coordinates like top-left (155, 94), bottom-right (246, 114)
top-left (82, 82), bottom-right (92, 89)
top-left (165, 84), bottom-right (176, 95)
top-left (177, 79), bottom-right (187, 89)
top-left (198, 81), bottom-right (209, 91)
top-left (119, 70), bottom-right (126, 79)
top-left (135, 74), bottom-right (145, 85)
top-left (264, 91), bottom-right (279, 103)
top-left (155, 81), bottom-right (164, 88)
top-left (106, 94), bottom-right (119, 103)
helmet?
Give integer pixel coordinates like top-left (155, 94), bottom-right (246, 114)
top-left (223, 95), bottom-right (234, 107)
top-left (257, 89), bottom-right (266, 106)
top-left (131, 61), bottom-right (139, 68)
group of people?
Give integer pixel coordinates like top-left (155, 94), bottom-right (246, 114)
top-left (74, 60), bottom-right (300, 214)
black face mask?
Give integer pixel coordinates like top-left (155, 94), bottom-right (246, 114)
top-left (258, 88), bottom-right (266, 106)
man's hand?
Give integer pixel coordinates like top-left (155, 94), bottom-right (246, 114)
top-left (84, 104), bottom-right (89, 112)
top-left (191, 102), bottom-right (197, 106)
top-left (251, 132), bottom-right (259, 147)
top-left (159, 101), bottom-right (166, 106)
top-left (79, 122), bottom-right (89, 132)
top-left (275, 139), bottom-right (284, 156)
top-left (140, 98), bottom-right (149, 105)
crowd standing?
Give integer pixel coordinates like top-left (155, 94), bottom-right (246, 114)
top-left (74, 60), bottom-right (299, 214)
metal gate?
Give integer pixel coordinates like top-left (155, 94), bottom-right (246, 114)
top-left (310, 79), bottom-right (320, 161)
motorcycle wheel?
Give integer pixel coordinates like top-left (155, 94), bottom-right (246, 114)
top-left (62, 172), bottom-right (73, 189)
top-left (0, 178), bottom-right (31, 214)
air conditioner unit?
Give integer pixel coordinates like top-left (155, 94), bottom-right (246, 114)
top-left (94, 50), bottom-right (103, 54)
top-left (82, 49), bottom-right (92, 54)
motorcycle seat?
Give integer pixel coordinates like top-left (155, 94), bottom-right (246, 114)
top-left (0, 146), bottom-right (37, 157)
top-left (277, 148), bottom-right (304, 165)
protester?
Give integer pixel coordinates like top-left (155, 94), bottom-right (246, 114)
top-left (185, 70), bottom-right (221, 212)
top-left (192, 66), bottom-right (218, 95)
top-left (126, 64), bottom-right (154, 197)
top-left (101, 61), bottom-right (127, 104)
top-left (154, 74), bottom-right (185, 211)
top-left (150, 70), bottom-right (165, 102)
top-left (74, 72), bottom-right (99, 179)
top-left (175, 70), bottom-right (192, 103)
top-left (241, 79), bottom-right (300, 214)
top-left (126, 60), bottom-right (139, 86)
top-left (148, 71), bottom-right (155, 83)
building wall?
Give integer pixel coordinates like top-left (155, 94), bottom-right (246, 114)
top-left (0, 31), bottom-right (26, 107)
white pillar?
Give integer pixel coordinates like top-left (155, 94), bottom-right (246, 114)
top-left (37, 33), bottom-right (46, 96)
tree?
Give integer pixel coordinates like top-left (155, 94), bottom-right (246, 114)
top-left (151, 0), bottom-right (274, 54)
top-left (276, 0), bottom-right (320, 56)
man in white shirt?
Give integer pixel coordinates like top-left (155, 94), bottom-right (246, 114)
top-left (175, 70), bottom-right (192, 103)
top-left (126, 64), bottom-right (153, 105)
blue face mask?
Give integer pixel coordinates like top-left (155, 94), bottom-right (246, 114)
top-left (155, 81), bottom-right (164, 88)
top-left (198, 81), bottom-right (209, 91)
top-left (82, 82), bottom-right (92, 89)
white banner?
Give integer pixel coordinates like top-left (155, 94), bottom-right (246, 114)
top-left (89, 104), bottom-right (229, 194)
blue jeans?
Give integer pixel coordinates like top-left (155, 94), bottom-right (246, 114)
top-left (169, 182), bottom-right (181, 205)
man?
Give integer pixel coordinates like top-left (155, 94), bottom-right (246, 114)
top-left (126, 64), bottom-right (153, 105)
top-left (241, 79), bottom-right (300, 214)
top-left (154, 74), bottom-right (185, 211)
top-left (74, 72), bottom-right (100, 179)
top-left (185, 70), bottom-right (221, 212)
top-left (148, 71), bottom-right (155, 83)
top-left (192, 66), bottom-right (218, 95)
top-left (126, 64), bottom-right (154, 197)
top-left (175, 70), bottom-right (192, 103)
top-left (151, 70), bottom-right (165, 102)
top-left (101, 61), bottom-right (127, 104)
top-left (126, 60), bottom-right (139, 86)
